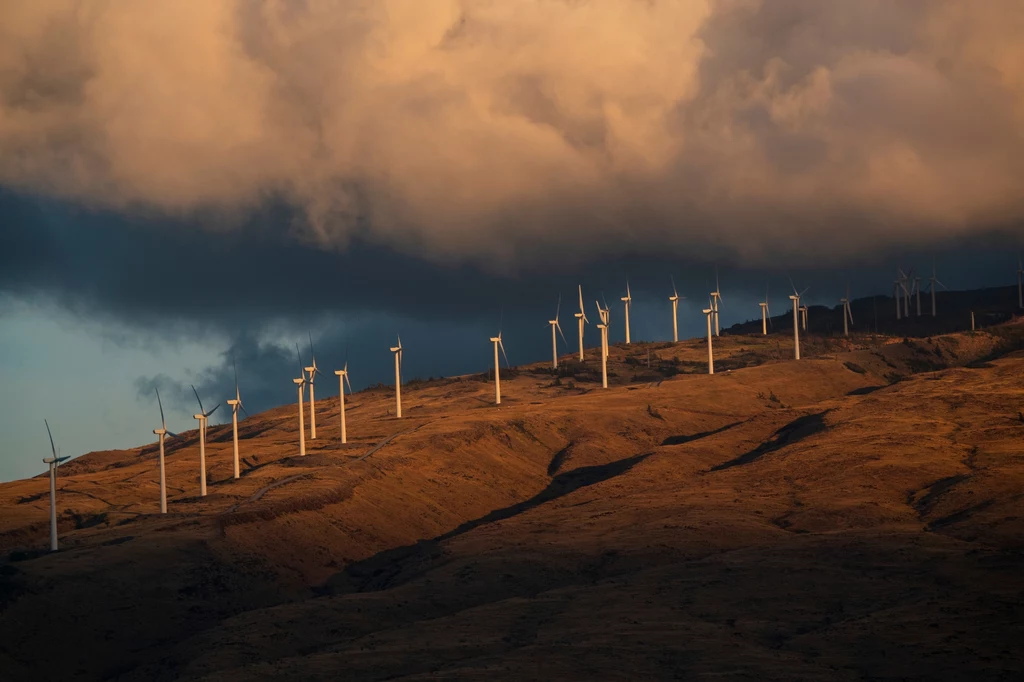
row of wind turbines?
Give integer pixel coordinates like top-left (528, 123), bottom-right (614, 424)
top-left (37, 258), bottom-right (1024, 550)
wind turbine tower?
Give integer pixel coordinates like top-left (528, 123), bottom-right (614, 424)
top-left (927, 260), bottom-right (946, 317)
top-left (334, 363), bottom-right (352, 445)
top-left (490, 329), bottom-right (509, 404)
top-left (759, 285), bottom-right (771, 336)
top-left (710, 269), bottom-right (723, 336)
top-left (391, 336), bottom-right (403, 418)
top-left (574, 286), bottom-right (589, 361)
top-left (226, 360), bottom-right (247, 479)
top-left (839, 283), bottom-right (854, 337)
top-left (789, 280), bottom-right (808, 360)
top-left (42, 420), bottom-right (69, 551)
top-left (548, 296), bottom-right (568, 370)
top-left (621, 283), bottom-right (633, 345)
top-left (190, 385), bottom-right (220, 497)
top-left (304, 333), bottom-right (323, 440)
top-left (703, 299), bottom-right (715, 375)
top-left (669, 276), bottom-right (683, 343)
top-left (151, 388), bottom-right (178, 514)
top-left (596, 300), bottom-right (610, 388)
top-left (293, 344), bottom-right (307, 456)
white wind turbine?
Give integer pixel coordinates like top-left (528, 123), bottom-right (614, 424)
top-left (800, 304), bottom-right (809, 332)
top-left (926, 259), bottom-right (946, 317)
top-left (759, 285), bottom-right (772, 336)
top-left (914, 274), bottom-right (922, 316)
top-left (391, 336), bottom-right (403, 418)
top-left (595, 298), bottom-right (610, 388)
top-left (789, 279), bottom-right (809, 360)
top-left (42, 420), bottom-right (70, 551)
top-left (190, 385), bottom-right (220, 497)
top-left (151, 388), bottom-right (179, 514)
top-left (304, 333), bottom-right (323, 440)
top-left (334, 360), bottom-right (353, 445)
top-left (839, 283), bottom-right (853, 337)
top-left (490, 326), bottom-right (510, 404)
top-left (225, 359), bottom-right (248, 479)
top-left (574, 286), bottom-right (589, 361)
top-left (548, 295), bottom-right (569, 370)
top-left (292, 343), bottom-right (307, 456)
top-left (669, 276), bottom-right (684, 343)
top-left (710, 268), bottom-right (723, 337)
top-left (703, 298), bottom-right (715, 375)
top-left (621, 282), bottom-right (633, 345)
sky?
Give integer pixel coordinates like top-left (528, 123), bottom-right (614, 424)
top-left (2, 0), bottom-right (1024, 481)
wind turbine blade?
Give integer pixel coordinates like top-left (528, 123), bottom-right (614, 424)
top-left (936, 279), bottom-right (947, 290)
top-left (578, 285), bottom-right (584, 312)
top-left (240, 404), bottom-right (250, 419)
top-left (56, 456), bottom-right (70, 464)
top-left (671, 274), bottom-right (678, 297)
top-left (848, 306), bottom-right (854, 325)
top-left (156, 388), bottom-right (166, 428)
top-left (397, 334), bottom-right (402, 350)
top-left (308, 331), bottom-right (316, 364)
top-left (789, 277), bottom-right (798, 295)
top-left (626, 281), bottom-right (631, 300)
top-left (555, 293), bottom-right (561, 320)
top-left (166, 430), bottom-right (179, 440)
top-left (556, 322), bottom-right (568, 346)
top-left (345, 374), bottom-right (353, 394)
top-left (191, 384), bottom-right (204, 414)
top-left (499, 340), bottom-right (510, 368)
top-left (45, 419), bottom-right (57, 458)
top-left (800, 286), bottom-right (810, 297)
top-left (205, 402), bottom-right (221, 418)
top-left (295, 343), bottom-right (303, 377)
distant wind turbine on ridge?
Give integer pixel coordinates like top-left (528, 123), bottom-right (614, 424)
top-left (226, 358), bottom-right (247, 479)
top-left (490, 325), bottom-right (510, 405)
top-left (839, 283), bottom-right (853, 337)
top-left (334, 360), bottom-right (353, 445)
top-left (42, 420), bottom-right (70, 551)
top-left (190, 385), bottom-right (220, 497)
top-left (548, 295), bottom-right (568, 370)
top-left (595, 298), bottom-right (610, 389)
top-left (574, 286), bottom-right (589, 361)
top-left (789, 279), bottom-right (809, 360)
top-left (710, 268), bottom-right (723, 337)
top-left (620, 282), bottom-right (633, 345)
top-left (926, 259), bottom-right (946, 317)
top-left (304, 333), bottom-right (323, 440)
top-left (391, 336), bottom-right (403, 418)
top-left (151, 388), bottom-right (178, 514)
top-left (669, 276), bottom-right (683, 343)
top-left (703, 298), bottom-right (715, 375)
top-left (759, 285), bottom-right (771, 336)
top-left (293, 343), bottom-right (307, 456)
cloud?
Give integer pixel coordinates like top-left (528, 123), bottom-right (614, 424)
top-left (1, 0), bottom-right (1023, 268)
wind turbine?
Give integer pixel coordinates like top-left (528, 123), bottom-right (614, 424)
top-left (293, 343), bottom-right (307, 456)
top-left (595, 299), bottom-right (610, 388)
top-left (800, 305), bottom-right (808, 332)
top-left (710, 268), bottom-right (723, 337)
top-left (620, 282), bottom-right (633, 345)
top-left (190, 385), bottom-right (220, 497)
top-left (548, 295), bottom-right (568, 370)
top-left (903, 267), bottom-right (916, 317)
top-left (334, 361), bottom-right (353, 445)
top-left (574, 286), bottom-right (589, 361)
top-left (304, 333), bottom-right (323, 440)
top-left (490, 327), bottom-right (510, 404)
top-left (926, 259), bottom-right (946, 317)
top-left (839, 283), bottom-right (853, 337)
top-left (1017, 254), bottom-right (1023, 309)
top-left (225, 358), bottom-right (247, 479)
top-left (390, 336), bottom-right (403, 418)
top-left (759, 284), bottom-right (771, 336)
top-left (151, 388), bottom-right (178, 514)
top-left (703, 299), bottom-right (715, 375)
top-left (914, 275), bottom-right (922, 316)
top-left (42, 420), bottom-right (69, 551)
top-left (669, 276), bottom-right (684, 343)
top-left (789, 279), bottom-right (809, 360)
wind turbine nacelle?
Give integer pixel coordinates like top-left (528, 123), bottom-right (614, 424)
top-left (193, 414), bottom-right (205, 420)
top-left (490, 337), bottom-right (501, 343)
top-left (293, 378), bottom-right (305, 385)
top-left (334, 370), bottom-right (346, 376)
top-left (153, 428), bottom-right (166, 435)
top-left (227, 399), bottom-right (240, 406)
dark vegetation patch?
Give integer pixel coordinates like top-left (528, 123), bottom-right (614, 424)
top-left (847, 385), bottom-right (885, 396)
top-left (547, 442), bottom-right (574, 476)
top-left (843, 361), bottom-right (867, 374)
top-left (15, 492), bottom-right (46, 505)
top-left (661, 421), bottom-right (742, 446)
top-left (711, 411), bottom-right (831, 472)
top-left (101, 535), bottom-right (134, 546)
top-left (912, 474), bottom-right (971, 515)
top-left (928, 500), bottom-right (995, 530)
top-left (71, 512), bottom-right (108, 530)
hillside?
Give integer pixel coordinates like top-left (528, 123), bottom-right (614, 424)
top-left (2, 323), bottom-right (1024, 680)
